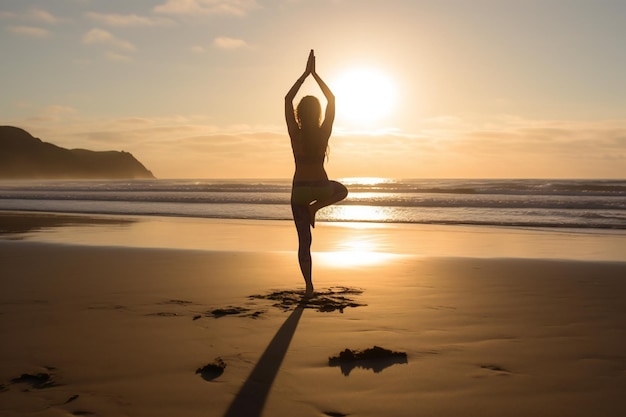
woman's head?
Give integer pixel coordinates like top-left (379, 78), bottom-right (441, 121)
top-left (296, 95), bottom-right (321, 129)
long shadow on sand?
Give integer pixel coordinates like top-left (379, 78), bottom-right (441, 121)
top-left (222, 303), bottom-right (305, 417)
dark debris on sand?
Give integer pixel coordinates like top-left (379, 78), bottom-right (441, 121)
top-left (64, 394), bottom-right (80, 404)
top-left (10, 372), bottom-right (57, 389)
top-left (209, 306), bottom-right (249, 318)
top-left (207, 306), bottom-right (264, 319)
top-left (249, 286), bottom-right (366, 313)
top-left (196, 357), bottom-right (226, 381)
top-left (480, 364), bottom-right (512, 373)
top-left (329, 346), bottom-right (408, 376)
top-left (147, 312), bottom-right (180, 317)
top-left (161, 299), bottom-right (193, 305)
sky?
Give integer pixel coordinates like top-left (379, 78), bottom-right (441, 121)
top-left (1, 0), bottom-right (625, 179)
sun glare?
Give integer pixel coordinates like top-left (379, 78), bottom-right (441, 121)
top-left (332, 68), bottom-right (396, 125)
top-left (317, 234), bottom-right (398, 267)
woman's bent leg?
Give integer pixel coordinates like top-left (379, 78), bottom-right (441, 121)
top-left (291, 204), bottom-right (314, 296)
top-left (309, 181), bottom-right (348, 227)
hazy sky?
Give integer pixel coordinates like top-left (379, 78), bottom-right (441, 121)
top-left (1, 0), bottom-right (625, 179)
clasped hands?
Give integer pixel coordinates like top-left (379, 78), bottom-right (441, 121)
top-left (300, 49), bottom-right (316, 80)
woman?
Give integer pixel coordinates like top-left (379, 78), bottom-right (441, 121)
top-left (285, 50), bottom-right (348, 297)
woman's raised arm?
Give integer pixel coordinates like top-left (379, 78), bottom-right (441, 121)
top-left (313, 70), bottom-right (335, 136)
top-left (285, 51), bottom-right (315, 137)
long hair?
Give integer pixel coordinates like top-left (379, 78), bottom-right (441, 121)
top-left (296, 95), bottom-right (321, 129)
top-left (295, 95), bottom-right (329, 159)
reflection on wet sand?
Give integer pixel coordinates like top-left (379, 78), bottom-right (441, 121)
top-left (0, 212), bottom-right (135, 237)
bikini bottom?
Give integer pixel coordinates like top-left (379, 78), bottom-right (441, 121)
top-left (290, 180), bottom-right (334, 206)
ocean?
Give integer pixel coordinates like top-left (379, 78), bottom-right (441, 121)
top-left (0, 178), bottom-right (625, 230)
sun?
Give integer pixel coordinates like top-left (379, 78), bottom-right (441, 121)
top-left (332, 68), bottom-right (397, 125)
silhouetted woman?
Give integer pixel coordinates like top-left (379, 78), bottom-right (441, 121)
top-left (285, 50), bottom-right (348, 297)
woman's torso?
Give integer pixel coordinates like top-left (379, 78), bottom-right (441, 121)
top-left (291, 129), bottom-right (328, 182)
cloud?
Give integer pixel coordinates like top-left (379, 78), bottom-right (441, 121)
top-left (0, 11), bottom-right (17, 19)
top-left (13, 104), bottom-right (79, 124)
top-left (85, 12), bottom-right (175, 27)
top-left (427, 118), bottom-right (626, 177)
top-left (106, 51), bottom-right (133, 62)
top-left (154, 0), bottom-right (260, 17)
top-left (45, 105), bottom-right (77, 116)
top-left (190, 37), bottom-right (249, 53)
top-left (212, 36), bottom-right (248, 49)
top-left (189, 45), bottom-right (206, 53)
top-left (0, 8), bottom-right (61, 24)
top-left (82, 28), bottom-right (135, 51)
top-left (329, 117), bottom-right (626, 178)
top-left (7, 110), bottom-right (626, 179)
top-left (15, 115), bottom-right (289, 177)
top-left (6, 25), bottom-right (50, 38)
top-left (29, 105), bottom-right (79, 123)
top-left (27, 8), bottom-right (61, 24)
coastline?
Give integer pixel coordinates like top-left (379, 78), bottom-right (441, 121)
top-left (1, 211), bottom-right (625, 416)
top-left (2, 210), bottom-right (626, 261)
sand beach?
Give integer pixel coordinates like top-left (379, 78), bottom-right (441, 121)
top-left (1, 212), bottom-right (625, 417)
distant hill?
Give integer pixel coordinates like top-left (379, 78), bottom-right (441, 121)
top-left (0, 126), bottom-right (154, 179)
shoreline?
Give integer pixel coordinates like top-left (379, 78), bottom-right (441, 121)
top-left (1, 210), bottom-right (626, 262)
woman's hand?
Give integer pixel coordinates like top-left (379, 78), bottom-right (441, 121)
top-left (306, 49), bottom-right (315, 75)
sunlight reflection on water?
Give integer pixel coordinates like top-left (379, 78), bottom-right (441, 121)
top-left (316, 251), bottom-right (400, 267)
top-left (322, 205), bottom-right (396, 223)
top-left (315, 223), bottom-right (405, 267)
top-left (340, 177), bottom-right (393, 186)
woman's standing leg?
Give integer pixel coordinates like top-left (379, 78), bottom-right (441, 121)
top-left (291, 204), bottom-right (314, 296)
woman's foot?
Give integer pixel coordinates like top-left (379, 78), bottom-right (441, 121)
top-left (305, 281), bottom-right (314, 298)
